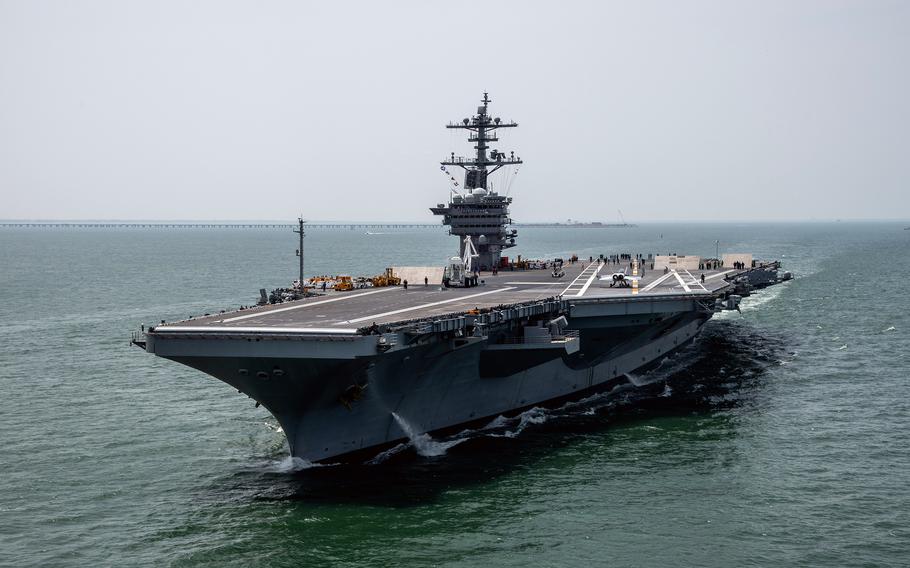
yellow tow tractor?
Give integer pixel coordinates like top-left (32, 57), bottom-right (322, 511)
top-left (385, 267), bottom-right (401, 286)
top-left (370, 268), bottom-right (401, 288)
top-left (333, 275), bottom-right (354, 291)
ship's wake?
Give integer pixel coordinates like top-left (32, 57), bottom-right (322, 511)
top-left (370, 406), bottom-right (555, 464)
top-left (369, 413), bottom-right (469, 463)
top-left (365, 320), bottom-right (792, 465)
top-left (250, 320), bottom-right (792, 475)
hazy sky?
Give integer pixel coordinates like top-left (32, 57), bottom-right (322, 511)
top-left (1, 1), bottom-right (908, 222)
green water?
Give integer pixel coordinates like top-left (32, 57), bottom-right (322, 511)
top-left (1, 223), bottom-right (908, 567)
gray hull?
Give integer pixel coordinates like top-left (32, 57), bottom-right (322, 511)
top-left (159, 309), bottom-right (711, 463)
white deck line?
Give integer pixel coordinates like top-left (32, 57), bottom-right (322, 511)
top-left (504, 281), bottom-right (560, 285)
top-left (155, 326), bottom-right (359, 334)
top-left (561, 262), bottom-right (600, 296)
top-left (219, 287), bottom-right (396, 323)
top-left (684, 270), bottom-right (709, 291)
top-left (640, 271), bottom-right (675, 293)
top-left (576, 262), bottom-right (605, 296)
top-left (704, 269), bottom-right (736, 281)
top-left (672, 271), bottom-right (692, 293)
top-left (342, 287), bottom-right (517, 324)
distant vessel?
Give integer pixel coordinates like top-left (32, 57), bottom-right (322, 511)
top-left (518, 221), bottom-right (637, 228)
top-left (518, 211), bottom-right (637, 228)
top-left (132, 93), bottom-right (789, 464)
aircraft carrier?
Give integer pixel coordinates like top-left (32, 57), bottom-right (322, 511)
top-left (132, 94), bottom-right (789, 464)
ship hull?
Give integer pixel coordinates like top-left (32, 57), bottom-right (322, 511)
top-left (133, 93), bottom-right (788, 465)
top-left (164, 311), bottom-right (711, 463)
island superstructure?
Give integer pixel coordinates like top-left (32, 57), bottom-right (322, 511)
top-left (132, 94), bottom-right (789, 464)
top-left (431, 92), bottom-right (521, 271)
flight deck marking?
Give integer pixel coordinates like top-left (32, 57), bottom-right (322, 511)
top-left (640, 271), bottom-right (675, 293)
top-left (683, 270), bottom-right (709, 292)
top-left (641, 268), bottom-right (731, 293)
top-left (575, 262), bottom-right (605, 296)
top-left (671, 271), bottom-right (692, 292)
top-left (219, 287), bottom-right (397, 323)
top-left (703, 269), bottom-right (736, 281)
top-left (342, 287), bottom-right (517, 324)
top-left (560, 262), bottom-right (601, 296)
top-left (155, 326), bottom-right (359, 334)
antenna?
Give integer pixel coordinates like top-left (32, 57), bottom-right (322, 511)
top-left (442, 92), bottom-right (521, 190)
top-left (294, 216), bottom-right (306, 287)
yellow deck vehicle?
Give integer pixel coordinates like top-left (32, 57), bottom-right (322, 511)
top-left (333, 275), bottom-right (354, 291)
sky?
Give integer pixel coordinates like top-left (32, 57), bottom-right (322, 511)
top-left (1, 0), bottom-right (908, 222)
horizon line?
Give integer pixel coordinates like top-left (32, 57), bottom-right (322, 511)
top-left (1, 218), bottom-right (908, 224)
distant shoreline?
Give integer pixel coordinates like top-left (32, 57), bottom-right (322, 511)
top-left (0, 221), bottom-right (637, 229)
top-left (0, 220), bottom-right (906, 228)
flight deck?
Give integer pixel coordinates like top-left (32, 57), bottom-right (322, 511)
top-left (158, 260), bottom-right (742, 334)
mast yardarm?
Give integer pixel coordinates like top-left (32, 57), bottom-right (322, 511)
top-left (441, 92), bottom-right (522, 190)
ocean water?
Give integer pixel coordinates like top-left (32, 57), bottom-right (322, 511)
top-left (0, 222), bottom-right (908, 567)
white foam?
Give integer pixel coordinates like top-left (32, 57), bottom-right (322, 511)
top-left (263, 421), bottom-right (283, 433)
top-left (738, 284), bottom-right (785, 313)
top-left (413, 434), bottom-right (465, 457)
top-left (268, 456), bottom-right (327, 473)
top-left (483, 415), bottom-right (511, 430)
top-left (488, 407), bottom-right (549, 439)
top-left (625, 372), bottom-right (648, 387)
top-left (391, 412), bottom-right (465, 457)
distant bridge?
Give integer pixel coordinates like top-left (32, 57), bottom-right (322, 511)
top-left (0, 222), bottom-right (444, 230)
top-left (0, 221), bottom-right (635, 230)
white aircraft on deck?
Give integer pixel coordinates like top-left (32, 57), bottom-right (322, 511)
top-left (599, 269), bottom-right (640, 288)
